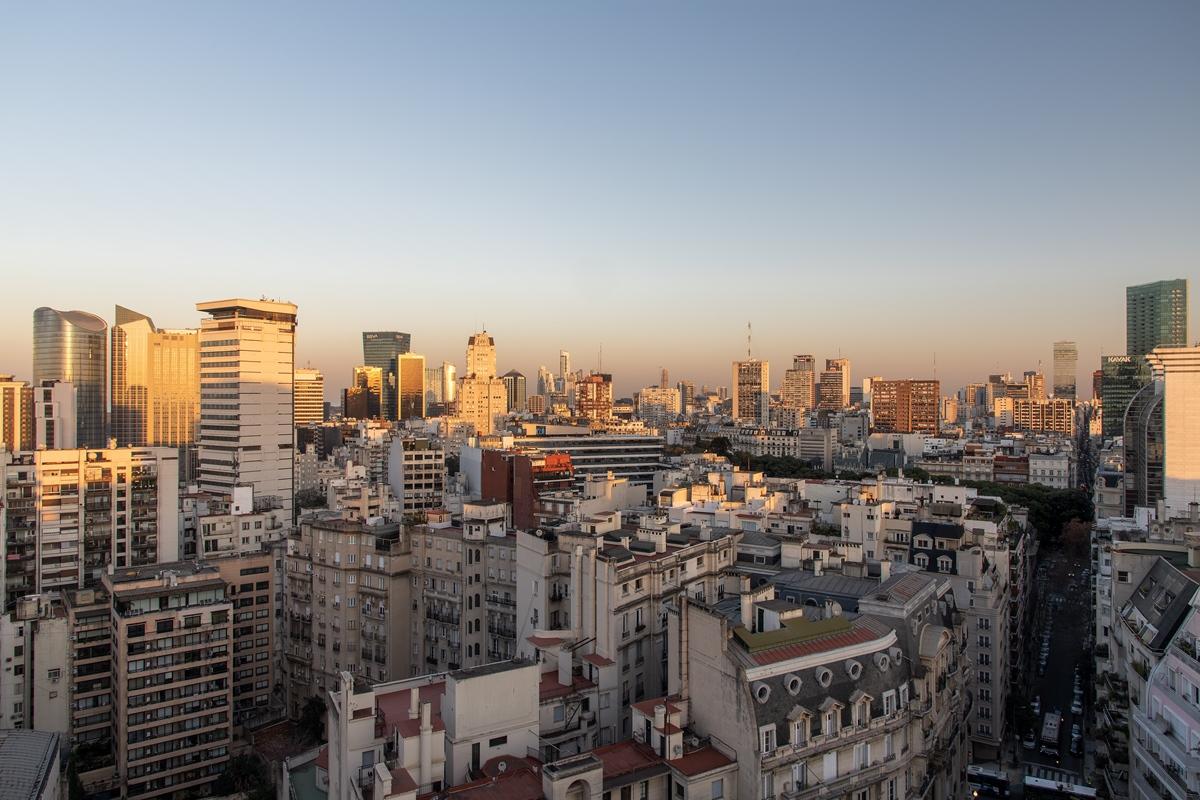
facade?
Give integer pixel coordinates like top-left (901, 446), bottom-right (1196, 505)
top-left (512, 425), bottom-right (664, 488)
top-left (1124, 380), bottom-right (1165, 515)
top-left (295, 367), bottom-right (326, 425)
top-left (502, 370), bottom-right (527, 414)
top-left (196, 298), bottom-right (297, 511)
top-left (350, 365), bottom-right (385, 420)
top-left (397, 353), bottom-right (427, 420)
top-left (32, 307), bottom-right (108, 448)
top-left (283, 516), bottom-right (413, 715)
top-left (387, 438), bottom-right (447, 514)
top-left (110, 305), bottom-right (199, 449)
top-left (1011, 397), bottom-right (1076, 435)
top-left (0, 729), bottom-right (62, 800)
top-left (459, 332), bottom-right (507, 436)
top-left (780, 354), bottom-right (816, 412)
top-left (33, 380), bottom-right (77, 450)
top-left (577, 374), bottom-right (614, 421)
top-left (732, 360), bottom-right (769, 425)
top-left (0, 375), bottom-right (34, 451)
top-left (871, 379), bottom-right (940, 434)
top-left (424, 361), bottom-right (458, 411)
top-left (363, 331), bottom-right (412, 421)
top-left (1, 446), bottom-right (180, 610)
top-left (819, 358), bottom-right (851, 410)
top-left (1127, 279), bottom-right (1189, 358)
top-left (1145, 347), bottom-right (1200, 514)
top-left (637, 385), bottom-right (682, 431)
top-left (1102, 355), bottom-right (1152, 438)
top-left (1053, 340), bottom-right (1078, 401)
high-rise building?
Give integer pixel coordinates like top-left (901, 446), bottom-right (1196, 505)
top-left (861, 374), bottom-right (883, 407)
top-left (502, 369), bottom-right (527, 414)
top-left (1012, 398), bottom-right (1076, 435)
top-left (676, 380), bottom-right (695, 413)
top-left (779, 355), bottom-right (816, 412)
top-left (293, 367), bottom-right (325, 425)
top-left (1127, 279), bottom-right (1189, 358)
top-left (731, 360), bottom-right (769, 425)
top-left (818, 358), bottom-right (851, 410)
top-left (536, 365), bottom-right (555, 397)
top-left (422, 361), bottom-right (457, 412)
top-left (659, 367), bottom-right (669, 390)
top-left (0, 375), bottom-right (34, 451)
top-left (871, 379), bottom-right (940, 433)
top-left (396, 353), bottom-right (426, 419)
top-left (110, 306), bottom-right (199, 449)
top-left (1145, 346), bottom-right (1200, 513)
top-left (34, 380), bottom-right (77, 449)
top-left (197, 298), bottom-right (297, 511)
top-left (1052, 340), bottom-right (1078, 402)
top-left (32, 307), bottom-right (107, 448)
top-left (1123, 379), bottom-right (1164, 515)
top-left (1101, 354), bottom-right (1151, 437)
top-left (459, 332), bottom-right (507, 435)
top-left (362, 331), bottom-right (411, 419)
top-left (558, 350), bottom-right (571, 383)
top-left (576, 373), bottom-right (614, 420)
top-left (0, 446), bottom-right (180, 610)
top-left (637, 385), bottom-right (682, 430)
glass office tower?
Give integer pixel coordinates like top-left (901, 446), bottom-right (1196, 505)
top-left (1127, 279), bottom-right (1188, 357)
top-left (362, 331), bottom-right (411, 420)
top-left (32, 307), bottom-right (108, 447)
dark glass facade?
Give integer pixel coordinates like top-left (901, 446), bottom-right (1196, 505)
top-left (32, 307), bottom-right (108, 447)
top-left (362, 331), bottom-right (411, 419)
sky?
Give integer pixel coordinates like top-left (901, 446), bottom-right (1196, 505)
top-left (1, 1), bottom-right (1197, 399)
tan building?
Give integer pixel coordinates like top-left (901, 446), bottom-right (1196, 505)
top-left (110, 305), bottom-right (199, 449)
top-left (871, 379), bottom-right (940, 434)
top-left (387, 438), bottom-right (447, 514)
top-left (576, 373), bottom-right (614, 421)
top-left (459, 332), bottom-right (507, 436)
top-left (283, 515), bottom-right (414, 716)
top-left (397, 353), bottom-right (427, 420)
top-left (1, 446), bottom-right (181, 610)
top-left (1011, 397), bottom-right (1075, 435)
top-left (732, 360), bottom-right (769, 425)
top-left (208, 550), bottom-right (279, 728)
top-left (780, 355), bottom-right (816, 412)
top-left (295, 367), bottom-right (326, 426)
top-left (819, 358), bottom-right (851, 410)
top-left (105, 562), bottom-right (234, 800)
top-left (0, 374), bottom-right (34, 451)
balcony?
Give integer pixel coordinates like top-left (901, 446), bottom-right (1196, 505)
top-left (765, 712), bottom-right (909, 767)
top-left (784, 761), bottom-right (891, 800)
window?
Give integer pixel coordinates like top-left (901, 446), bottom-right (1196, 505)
top-left (882, 690), bottom-right (896, 716)
top-left (711, 779), bottom-right (724, 800)
top-left (855, 742), bottom-right (868, 769)
top-left (759, 725), bottom-right (776, 753)
top-left (1118, 571), bottom-right (1131, 583)
top-left (489, 735), bottom-right (508, 747)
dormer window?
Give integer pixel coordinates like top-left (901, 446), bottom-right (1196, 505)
top-left (759, 724), bottom-right (777, 754)
top-left (824, 710), bottom-right (839, 736)
top-left (792, 718), bottom-right (808, 746)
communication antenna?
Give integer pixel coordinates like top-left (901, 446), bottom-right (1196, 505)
top-left (747, 322), bottom-right (752, 360)
top-left (599, 343), bottom-right (603, 373)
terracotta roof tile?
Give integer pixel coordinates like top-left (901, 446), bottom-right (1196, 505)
top-left (668, 746), bottom-right (734, 777)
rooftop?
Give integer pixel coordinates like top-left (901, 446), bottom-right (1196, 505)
top-left (0, 730), bottom-right (60, 800)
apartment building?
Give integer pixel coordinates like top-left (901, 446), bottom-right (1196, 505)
top-left (1012, 398), bottom-right (1075, 435)
top-left (104, 562), bottom-right (235, 800)
top-left (208, 550), bottom-right (278, 729)
top-left (294, 368), bottom-right (326, 426)
top-left (283, 515), bottom-right (414, 716)
top-left (410, 503), bottom-right (520, 674)
top-left (1, 446), bottom-right (180, 610)
top-left (0, 593), bottom-right (70, 732)
top-left (676, 571), bottom-right (968, 800)
top-left (732, 360), bottom-right (769, 426)
top-left (871, 380), bottom-right (940, 434)
top-left (387, 437), bottom-right (447, 514)
top-left (517, 512), bottom-right (740, 744)
top-left (0, 375), bottom-right (34, 451)
top-left (512, 424), bottom-right (665, 488)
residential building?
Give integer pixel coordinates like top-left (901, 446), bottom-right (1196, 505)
top-left (636, 385), bottom-right (681, 431)
top-left (32, 307), bottom-right (107, 448)
top-left (780, 355), bottom-right (816, 412)
top-left (479, 449), bottom-right (574, 531)
top-left (104, 561), bottom-right (234, 800)
top-left (502, 370), bottom-right (527, 414)
top-left (676, 571), bottom-right (969, 800)
top-left (295, 368), bottom-right (326, 426)
top-left (0, 375), bottom-right (34, 451)
top-left (363, 331), bottom-right (412, 421)
top-left (110, 305), bottom-right (199, 450)
top-left (197, 298), bottom-right (297, 511)
top-left (1127, 279), bottom-right (1189, 358)
top-left (207, 549), bottom-right (280, 729)
top-left (871, 379), bottom-right (940, 434)
top-left (511, 424), bottom-right (664, 488)
top-left (577, 373), bottom-right (614, 421)
top-left (397, 353), bottom-right (427, 420)
top-left (387, 438), bottom-right (447, 514)
top-left (33, 380), bottom-right (76, 450)
top-left (283, 515), bottom-right (414, 715)
top-left (1029, 451), bottom-right (1074, 489)
top-left (818, 359), bottom-right (851, 410)
top-left (1, 446), bottom-right (180, 610)
top-left (0, 593), bottom-right (70, 733)
top-left (1054, 340), bottom-right (1078, 401)
top-left (1012, 397), bottom-right (1076, 435)
top-left (732, 360), bottom-right (769, 425)
top-left (459, 332), bottom-right (507, 436)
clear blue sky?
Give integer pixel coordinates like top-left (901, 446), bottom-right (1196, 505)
top-left (1, 1), bottom-right (1196, 397)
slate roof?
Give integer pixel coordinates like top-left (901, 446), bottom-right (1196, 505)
top-left (0, 730), bottom-right (59, 800)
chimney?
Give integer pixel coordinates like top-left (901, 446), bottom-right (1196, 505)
top-left (558, 649), bottom-right (572, 688)
top-left (679, 595), bottom-right (690, 702)
top-left (419, 701), bottom-right (433, 789)
top-left (813, 559), bottom-right (823, 577)
top-left (655, 530), bottom-right (667, 553)
top-left (740, 592), bottom-right (755, 632)
top-left (409, 688), bottom-right (420, 720)
top-left (880, 560), bottom-right (892, 580)
top-left (653, 704), bottom-right (667, 730)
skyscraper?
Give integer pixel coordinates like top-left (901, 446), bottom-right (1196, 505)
top-left (197, 298), bottom-right (297, 510)
top-left (111, 305), bottom-right (199, 449)
top-left (1127, 279), bottom-right (1189, 357)
top-left (577, 373), bottom-right (613, 420)
top-left (1052, 341), bottom-right (1078, 402)
top-left (1144, 346), bottom-right (1200, 513)
top-left (0, 375), bottom-right (34, 451)
top-left (731, 360), bottom-right (769, 425)
top-left (780, 355), bottom-right (816, 411)
top-left (502, 369), bottom-right (527, 414)
top-left (396, 353), bottom-right (427, 419)
top-left (1101, 355), bottom-right (1151, 438)
top-left (459, 332), bottom-right (507, 435)
top-left (294, 368), bottom-right (325, 425)
top-left (362, 331), bottom-right (411, 419)
top-left (1122, 379), bottom-right (1163, 515)
top-left (818, 358), bottom-right (851, 410)
top-left (32, 307), bottom-right (108, 447)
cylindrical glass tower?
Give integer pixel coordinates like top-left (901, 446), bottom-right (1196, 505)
top-left (33, 307), bottom-right (108, 448)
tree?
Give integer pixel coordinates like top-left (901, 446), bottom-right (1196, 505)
top-left (1061, 518), bottom-right (1090, 558)
top-left (212, 754), bottom-right (270, 796)
top-left (294, 488), bottom-right (326, 514)
top-left (299, 695), bottom-right (328, 745)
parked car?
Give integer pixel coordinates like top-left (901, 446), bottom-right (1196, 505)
top-left (1023, 731), bottom-right (1037, 750)
top-left (1071, 699), bottom-right (1083, 715)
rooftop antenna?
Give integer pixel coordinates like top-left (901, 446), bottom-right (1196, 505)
top-left (599, 343), bottom-right (603, 373)
top-left (747, 322), bottom-right (752, 360)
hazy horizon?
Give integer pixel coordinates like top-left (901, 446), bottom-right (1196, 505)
top-left (2, 2), bottom-right (1197, 397)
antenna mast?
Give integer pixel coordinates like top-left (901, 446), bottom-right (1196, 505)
top-left (747, 322), bottom-right (752, 360)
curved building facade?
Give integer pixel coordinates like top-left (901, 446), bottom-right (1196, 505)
top-left (32, 307), bottom-right (108, 448)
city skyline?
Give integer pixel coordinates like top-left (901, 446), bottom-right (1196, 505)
top-left (3, 2), bottom-right (1198, 396)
